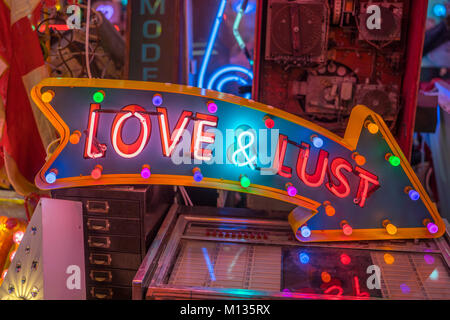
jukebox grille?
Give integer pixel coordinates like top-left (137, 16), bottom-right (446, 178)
top-left (168, 241), bottom-right (281, 292)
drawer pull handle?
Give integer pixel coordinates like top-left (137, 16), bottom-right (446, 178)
top-left (89, 253), bottom-right (112, 266)
top-left (86, 200), bottom-right (110, 213)
top-left (88, 236), bottom-right (111, 248)
top-left (87, 219), bottom-right (110, 232)
top-left (90, 287), bottom-right (113, 299)
top-left (90, 270), bottom-right (112, 283)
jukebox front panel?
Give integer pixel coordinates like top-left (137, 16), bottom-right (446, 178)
top-left (142, 212), bottom-right (450, 300)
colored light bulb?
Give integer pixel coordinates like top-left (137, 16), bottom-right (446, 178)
top-left (69, 130), bottom-right (82, 144)
top-left (367, 122), bottom-right (379, 134)
top-left (433, 3), bottom-right (446, 17)
top-left (352, 152), bottom-right (366, 166)
top-left (340, 253), bottom-right (351, 265)
top-left (300, 225), bottom-right (311, 238)
top-left (324, 201), bottom-right (335, 217)
top-left (141, 165), bottom-right (151, 179)
top-left (285, 183), bottom-right (297, 197)
top-left (427, 222), bottom-right (438, 234)
top-left (299, 252), bottom-right (309, 264)
top-left (192, 167), bottom-right (203, 182)
top-left (93, 90), bottom-right (105, 103)
top-left (45, 169), bottom-right (57, 184)
top-left (341, 221), bottom-right (352, 236)
top-left (41, 90), bottom-right (55, 103)
top-left (385, 223), bottom-right (397, 235)
top-left (207, 101), bottom-right (218, 113)
top-left (91, 165), bottom-right (103, 180)
top-left (152, 93), bottom-right (163, 106)
top-left (408, 189), bottom-right (420, 201)
top-left (263, 116), bottom-right (275, 129)
top-left (240, 175), bottom-right (251, 188)
top-left (13, 231), bottom-right (24, 244)
top-left (311, 135), bottom-right (323, 148)
top-left (386, 154), bottom-right (400, 167)
top-left (193, 171), bottom-right (203, 182)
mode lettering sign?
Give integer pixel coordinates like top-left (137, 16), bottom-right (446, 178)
top-left (31, 78), bottom-right (444, 242)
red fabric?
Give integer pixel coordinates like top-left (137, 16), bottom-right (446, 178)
top-left (0, 2), bottom-right (47, 185)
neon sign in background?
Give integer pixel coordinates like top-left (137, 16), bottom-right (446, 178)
top-left (32, 78), bottom-right (444, 242)
top-left (194, 0), bottom-right (255, 98)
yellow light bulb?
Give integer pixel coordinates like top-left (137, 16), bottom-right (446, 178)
top-left (386, 223), bottom-right (398, 235)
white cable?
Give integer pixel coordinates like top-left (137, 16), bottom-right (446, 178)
top-left (85, 0), bottom-right (92, 78)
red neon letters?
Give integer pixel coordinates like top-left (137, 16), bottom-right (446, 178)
top-left (354, 167), bottom-right (380, 208)
top-left (84, 104), bottom-right (105, 159)
top-left (297, 142), bottom-right (329, 188)
top-left (157, 107), bottom-right (193, 157)
top-left (325, 157), bottom-right (353, 199)
top-left (272, 134), bottom-right (292, 178)
top-left (82, 101), bottom-right (379, 206)
top-left (111, 105), bottom-right (151, 158)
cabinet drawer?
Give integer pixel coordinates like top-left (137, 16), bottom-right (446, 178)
top-left (83, 199), bottom-right (140, 218)
top-left (88, 286), bottom-right (132, 300)
top-left (87, 235), bottom-right (141, 253)
top-left (87, 252), bottom-right (142, 270)
top-left (87, 268), bottom-right (136, 286)
top-left (84, 216), bottom-right (141, 236)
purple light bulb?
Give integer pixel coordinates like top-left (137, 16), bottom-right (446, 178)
top-left (287, 185), bottom-right (297, 197)
top-left (427, 222), bottom-right (438, 234)
top-left (141, 167), bottom-right (151, 179)
top-left (207, 102), bottom-right (218, 113)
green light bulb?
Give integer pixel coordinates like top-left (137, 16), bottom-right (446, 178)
top-left (240, 175), bottom-right (251, 188)
top-left (93, 91), bottom-right (105, 103)
top-left (389, 155), bottom-right (400, 167)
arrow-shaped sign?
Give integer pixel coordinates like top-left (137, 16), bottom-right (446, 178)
top-left (31, 78), bottom-right (444, 242)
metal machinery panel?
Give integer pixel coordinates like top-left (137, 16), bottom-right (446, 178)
top-left (133, 205), bottom-right (450, 300)
top-left (254, 0), bottom-right (428, 158)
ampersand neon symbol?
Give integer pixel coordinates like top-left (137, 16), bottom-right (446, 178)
top-left (232, 131), bottom-right (257, 169)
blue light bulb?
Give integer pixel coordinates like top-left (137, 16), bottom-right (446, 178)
top-left (152, 94), bottom-right (163, 106)
top-left (408, 189), bottom-right (420, 201)
top-left (194, 171), bottom-right (203, 182)
top-left (45, 171), bottom-right (57, 184)
top-left (299, 252), bottom-right (310, 264)
top-left (312, 136), bottom-right (323, 148)
top-left (433, 4), bottom-right (446, 17)
top-left (300, 226), bottom-right (311, 238)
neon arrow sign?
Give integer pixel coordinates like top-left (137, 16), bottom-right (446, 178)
top-left (31, 78), bottom-right (444, 242)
